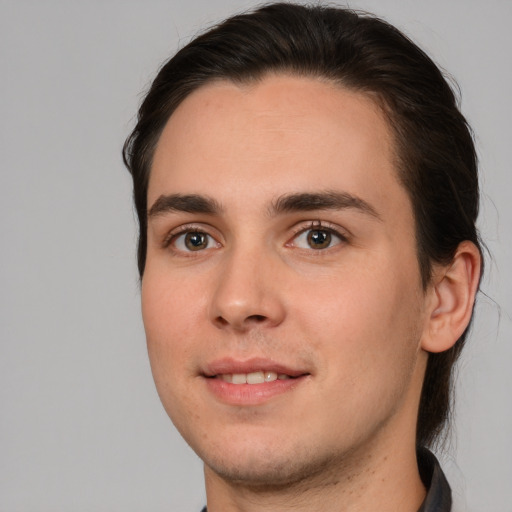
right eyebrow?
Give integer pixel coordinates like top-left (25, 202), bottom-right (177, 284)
top-left (148, 194), bottom-right (222, 217)
top-left (270, 191), bottom-right (382, 220)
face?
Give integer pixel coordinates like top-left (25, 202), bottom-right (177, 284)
top-left (143, 75), bottom-right (431, 487)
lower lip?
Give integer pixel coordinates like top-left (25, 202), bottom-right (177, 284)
top-left (204, 376), bottom-right (307, 405)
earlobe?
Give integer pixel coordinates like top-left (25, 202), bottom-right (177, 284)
top-left (421, 241), bottom-right (482, 353)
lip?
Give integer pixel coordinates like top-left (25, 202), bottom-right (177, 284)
top-left (202, 357), bottom-right (310, 406)
top-left (203, 357), bottom-right (308, 378)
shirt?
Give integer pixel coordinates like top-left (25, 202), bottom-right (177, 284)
top-left (201, 448), bottom-right (451, 512)
top-left (417, 447), bottom-right (452, 512)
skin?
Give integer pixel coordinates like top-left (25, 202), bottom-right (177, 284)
top-left (141, 75), bottom-right (479, 511)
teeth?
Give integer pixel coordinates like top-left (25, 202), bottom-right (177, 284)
top-left (264, 371), bottom-right (278, 382)
top-left (218, 371), bottom-right (281, 385)
top-left (247, 371), bottom-right (265, 384)
top-left (232, 373), bottom-right (247, 384)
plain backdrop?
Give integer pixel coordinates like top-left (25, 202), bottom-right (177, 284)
top-left (1, 1), bottom-right (510, 511)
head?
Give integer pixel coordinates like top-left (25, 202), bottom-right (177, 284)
top-left (123, 3), bottom-right (482, 452)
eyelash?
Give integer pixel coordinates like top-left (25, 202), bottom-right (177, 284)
top-left (162, 224), bottom-right (215, 249)
top-left (288, 221), bottom-right (348, 250)
top-left (162, 221), bottom-right (348, 253)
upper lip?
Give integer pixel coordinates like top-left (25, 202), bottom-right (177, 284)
top-left (202, 357), bottom-right (309, 378)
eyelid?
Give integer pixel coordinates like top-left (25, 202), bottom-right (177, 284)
top-left (285, 220), bottom-right (350, 252)
top-left (160, 220), bottom-right (349, 252)
top-left (162, 223), bottom-right (222, 250)
top-left (288, 220), bottom-right (349, 241)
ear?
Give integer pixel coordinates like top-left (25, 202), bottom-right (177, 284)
top-left (421, 241), bottom-right (482, 353)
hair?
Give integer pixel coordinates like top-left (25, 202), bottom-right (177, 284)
top-left (123, 2), bottom-right (483, 448)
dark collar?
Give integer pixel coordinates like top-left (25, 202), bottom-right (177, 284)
top-left (417, 447), bottom-right (452, 512)
top-left (201, 448), bottom-right (452, 512)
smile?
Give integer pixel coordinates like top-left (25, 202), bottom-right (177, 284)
top-left (203, 359), bottom-right (309, 405)
top-left (217, 371), bottom-right (292, 384)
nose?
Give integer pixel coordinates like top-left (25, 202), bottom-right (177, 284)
top-left (209, 246), bottom-right (286, 332)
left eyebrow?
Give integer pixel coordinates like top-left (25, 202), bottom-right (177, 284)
top-left (269, 191), bottom-right (382, 220)
top-left (148, 193), bottom-right (222, 217)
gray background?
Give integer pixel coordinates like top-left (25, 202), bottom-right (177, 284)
top-left (1, 1), bottom-right (510, 511)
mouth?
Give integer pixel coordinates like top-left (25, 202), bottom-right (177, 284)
top-left (211, 371), bottom-right (295, 384)
top-left (202, 358), bottom-right (310, 405)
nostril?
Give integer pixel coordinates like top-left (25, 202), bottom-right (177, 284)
top-left (213, 314), bottom-right (267, 330)
top-left (215, 316), bottom-right (229, 327)
top-left (247, 314), bottom-right (267, 323)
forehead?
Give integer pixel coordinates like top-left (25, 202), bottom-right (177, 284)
top-left (149, 74), bottom-right (407, 223)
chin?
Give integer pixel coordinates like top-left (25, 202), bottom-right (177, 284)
top-left (200, 440), bottom-right (341, 489)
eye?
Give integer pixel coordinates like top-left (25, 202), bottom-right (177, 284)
top-left (173, 231), bottom-right (218, 252)
top-left (292, 226), bottom-right (345, 250)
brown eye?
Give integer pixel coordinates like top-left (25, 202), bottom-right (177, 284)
top-left (291, 226), bottom-right (344, 250)
top-left (184, 232), bottom-right (208, 251)
top-left (172, 231), bottom-right (217, 252)
top-left (307, 229), bottom-right (332, 249)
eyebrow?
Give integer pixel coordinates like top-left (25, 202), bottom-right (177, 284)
top-left (270, 191), bottom-right (381, 219)
top-left (148, 194), bottom-right (222, 217)
top-left (147, 190), bottom-right (381, 220)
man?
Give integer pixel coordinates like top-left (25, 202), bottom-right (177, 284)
top-left (123, 3), bottom-right (482, 511)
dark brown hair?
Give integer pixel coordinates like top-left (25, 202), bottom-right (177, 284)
top-left (123, 2), bottom-right (483, 448)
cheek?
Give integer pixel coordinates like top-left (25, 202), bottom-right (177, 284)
top-left (141, 270), bottom-right (204, 389)
top-left (301, 265), bottom-right (423, 423)
top-left (141, 271), bottom-right (209, 432)
top-left (292, 253), bottom-right (424, 380)
top-left (142, 264), bottom-right (207, 337)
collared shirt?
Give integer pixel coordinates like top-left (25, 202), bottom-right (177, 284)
top-left (416, 448), bottom-right (452, 512)
top-left (201, 448), bottom-right (452, 512)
